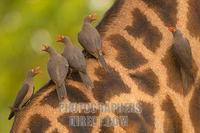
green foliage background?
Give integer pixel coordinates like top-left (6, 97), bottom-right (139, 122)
top-left (0, 0), bottom-right (113, 132)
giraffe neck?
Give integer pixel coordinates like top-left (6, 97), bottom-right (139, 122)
top-left (10, 0), bottom-right (200, 133)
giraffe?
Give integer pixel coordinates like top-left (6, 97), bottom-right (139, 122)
top-left (10, 0), bottom-right (200, 132)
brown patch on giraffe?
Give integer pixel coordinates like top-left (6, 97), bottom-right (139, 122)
top-left (142, 0), bottom-right (178, 26)
top-left (99, 116), bottom-right (114, 133)
top-left (162, 95), bottom-right (182, 132)
top-left (58, 112), bottom-right (99, 133)
top-left (96, 0), bottom-right (125, 35)
top-left (187, 0), bottom-right (200, 38)
top-left (31, 80), bottom-right (54, 100)
top-left (93, 66), bottom-right (130, 103)
top-left (51, 128), bottom-right (59, 133)
top-left (115, 101), bottom-right (154, 133)
top-left (161, 48), bottom-right (183, 94)
top-left (125, 8), bottom-right (162, 52)
top-left (67, 85), bottom-right (90, 103)
top-left (109, 34), bottom-right (148, 69)
top-left (189, 82), bottom-right (200, 133)
top-left (40, 90), bottom-right (59, 108)
top-left (129, 69), bottom-right (160, 96)
top-left (40, 85), bottom-right (90, 108)
top-left (28, 114), bottom-right (51, 133)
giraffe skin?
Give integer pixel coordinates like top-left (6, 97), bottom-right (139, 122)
top-left (10, 0), bottom-right (200, 133)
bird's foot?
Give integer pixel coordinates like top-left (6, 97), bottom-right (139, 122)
top-left (66, 68), bottom-right (73, 79)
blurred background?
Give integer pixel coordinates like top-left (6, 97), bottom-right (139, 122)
top-left (0, 0), bottom-right (114, 132)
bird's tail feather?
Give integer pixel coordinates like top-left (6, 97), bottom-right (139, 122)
top-left (97, 52), bottom-right (110, 73)
top-left (8, 111), bottom-right (15, 120)
top-left (8, 106), bottom-right (18, 120)
top-left (56, 84), bottom-right (68, 102)
top-left (79, 71), bottom-right (94, 89)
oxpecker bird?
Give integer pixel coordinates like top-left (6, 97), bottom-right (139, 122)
top-left (42, 44), bottom-right (69, 102)
top-left (78, 13), bottom-right (110, 72)
top-left (168, 26), bottom-right (195, 95)
top-left (57, 35), bottom-right (94, 89)
top-left (8, 67), bottom-right (40, 120)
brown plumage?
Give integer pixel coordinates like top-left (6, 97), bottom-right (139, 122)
top-left (8, 67), bottom-right (40, 120)
top-left (57, 35), bottom-right (94, 89)
top-left (168, 27), bottom-right (195, 95)
top-left (78, 13), bottom-right (110, 72)
top-left (42, 44), bottom-right (69, 102)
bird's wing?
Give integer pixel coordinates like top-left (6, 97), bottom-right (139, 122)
top-left (48, 58), bottom-right (61, 83)
top-left (48, 56), bottom-right (68, 86)
top-left (173, 39), bottom-right (192, 72)
top-left (78, 31), bottom-right (86, 46)
top-left (78, 26), bottom-right (100, 57)
top-left (70, 48), bottom-right (87, 73)
top-left (180, 67), bottom-right (189, 95)
top-left (58, 56), bottom-right (69, 81)
top-left (48, 58), bottom-right (56, 81)
top-left (12, 84), bottom-right (29, 108)
top-left (87, 24), bottom-right (102, 49)
top-left (86, 24), bottom-right (102, 49)
top-left (185, 38), bottom-right (192, 57)
top-left (78, 31), bottom-right (95, 51)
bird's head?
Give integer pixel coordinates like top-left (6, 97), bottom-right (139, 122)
top-left (84, 13), bottom-right (97, 23)
top-left (168, 26), bottom-right (183, 37)
top-left (168, 26), bottom-right (176, 33)
top-left (28, 66), bottom-right (40, 77)
top-left (56, 35), bottom-right (70, 44)
top-left (41, 44), bottom-right (50, 52)
top-left (56, 35), bottom-right (65, 43)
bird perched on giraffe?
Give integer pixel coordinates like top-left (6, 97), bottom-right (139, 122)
top-left (168, 26), bottom-right (196, 95)
top-left (8, 66), bottom-right (40, 120)
top-left (42, 44), bottom-right (69, 102)
top-left (57, 35), bottom-right (94, 90)
top-left (78, 13), bottom-right (110, 72)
